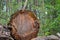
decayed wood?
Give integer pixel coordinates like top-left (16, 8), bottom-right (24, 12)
top-left (8, 10), bottom-right (40, 40)
top-left (0, 24), bottom-right (14, 40)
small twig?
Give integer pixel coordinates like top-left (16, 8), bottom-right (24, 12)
top-left (22, 0), bottom-right (28, 11)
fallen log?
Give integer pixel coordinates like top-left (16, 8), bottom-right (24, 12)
top-left (0, 24), bottom-right (14, 40)
top-left (31, 35), bottom-right (60, 40)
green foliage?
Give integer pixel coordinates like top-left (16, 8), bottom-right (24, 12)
top-left (41, 0), bottom-right (60, 36)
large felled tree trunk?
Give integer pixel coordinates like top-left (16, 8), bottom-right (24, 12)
top-left (8, 10), bottom-right (40, 40)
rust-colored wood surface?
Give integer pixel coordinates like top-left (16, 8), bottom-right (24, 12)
top-left (8, 10), bottom-right (40, 40)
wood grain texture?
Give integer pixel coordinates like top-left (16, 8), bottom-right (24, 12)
top-left (8, 10), bottom-right (40, 40)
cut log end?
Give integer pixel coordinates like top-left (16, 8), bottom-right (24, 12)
top-left (8, 10), bottom-right (40, 40)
